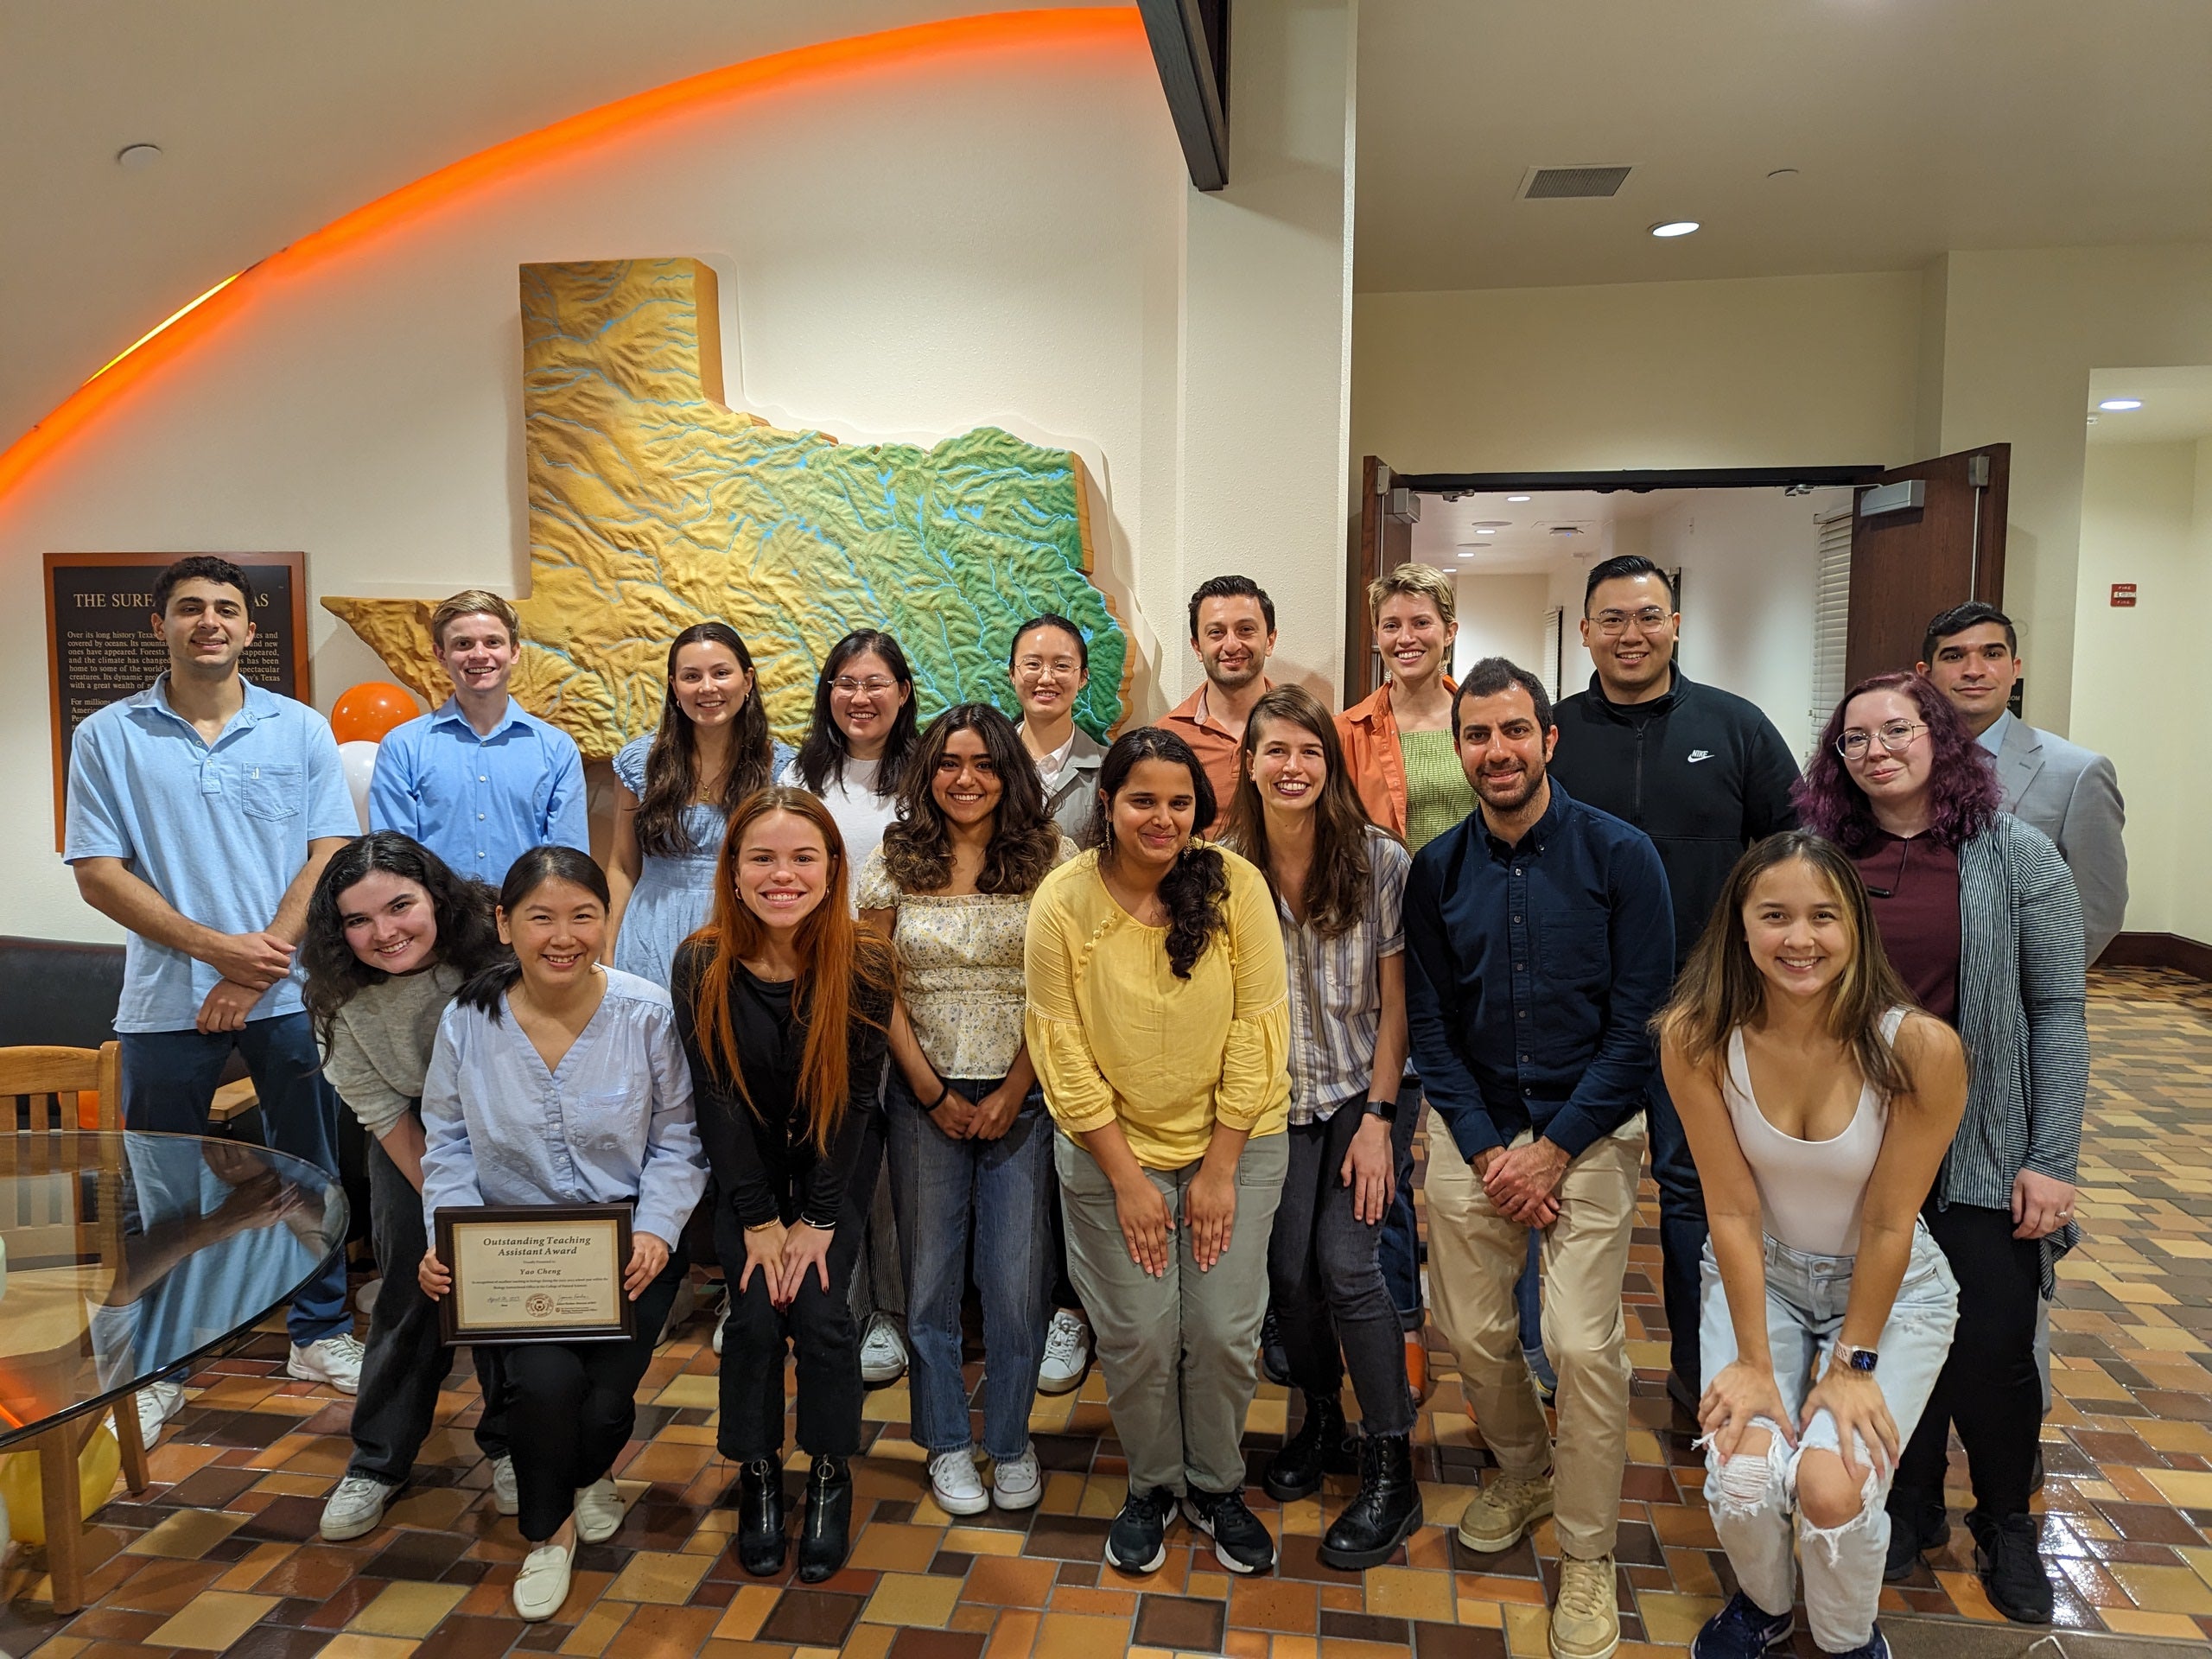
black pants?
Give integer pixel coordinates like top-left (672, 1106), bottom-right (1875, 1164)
top-left (1891, 1200), bottom-right (2042, 1522)
top-left (1646, 1068), bottom-right (1708, 1387)
top-left (714, 1122), bottom-right (880, 1463)
top-left (349, 1133), bottom-right (510, 1483)
top-left (1268, 1103), bottom-right (1414, 1436)
top-left (500, 1258), bottom-right (686, 1541)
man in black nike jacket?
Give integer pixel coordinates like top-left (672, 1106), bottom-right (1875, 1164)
top-left (1546, 554), bottom-right (1801, 1410)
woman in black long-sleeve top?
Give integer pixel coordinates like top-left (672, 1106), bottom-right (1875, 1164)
top-left (671, 786), bottom-right (896, 1584)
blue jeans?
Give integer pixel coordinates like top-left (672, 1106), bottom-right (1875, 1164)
top-left (1649, 1067), bottom-right (1708, 1385)
top-left (119, 1012), bottom-right (350, 1345)
top-left (884, 1073), bottom-right (1053, 1461)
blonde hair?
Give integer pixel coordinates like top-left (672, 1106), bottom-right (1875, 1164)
top-left (1366, 563), bottom-right (1457, 629)
top-left (430, 590), bottom-right (520, 650)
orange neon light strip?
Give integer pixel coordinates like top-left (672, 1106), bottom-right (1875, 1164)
top-left (0, 7), bottom-right (1140, 505)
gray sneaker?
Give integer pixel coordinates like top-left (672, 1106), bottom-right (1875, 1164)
top-left (321, 1475), bottom-right (397, 1541)
top-left (860, 1314), bottom-right (908, 1384)
top-left (491, 1455), bottom-right (519, 1516)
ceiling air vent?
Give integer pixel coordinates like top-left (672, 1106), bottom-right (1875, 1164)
top-left (1518, 165), bottom-right (1632, 200)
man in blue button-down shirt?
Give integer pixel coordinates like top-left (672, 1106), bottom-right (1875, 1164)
top-left (367, 590), bottom-right (588, 885)
top-left (67, 556), bottom-right (365, 1399)
top-left (1403, 657), bottom-right (1673, 1659)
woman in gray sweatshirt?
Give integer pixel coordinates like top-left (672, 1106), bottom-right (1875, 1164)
top-left (300, 831), bottom-right (511, 1544)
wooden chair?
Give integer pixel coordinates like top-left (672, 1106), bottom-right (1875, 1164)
top-left (1, 1042), bottom-right (150, 1613)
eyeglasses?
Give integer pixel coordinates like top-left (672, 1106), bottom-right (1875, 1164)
top-left (1014, 658), bottom-right (1081, 681)
top-left (1834, 721), bottom-right (1927, 761)
top-left (830, 676), bottom-right (898, 696)
top-left (1589, 607), bottom-right (1671, 636)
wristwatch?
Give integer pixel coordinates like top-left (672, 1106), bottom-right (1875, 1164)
top-left (1364, 1097), bottom-right (1398, 1124)
top-left (1834, 1343), bottom-right (1879, 1374)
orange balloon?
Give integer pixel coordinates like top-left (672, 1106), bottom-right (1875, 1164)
top-left (331, 682), bottom-right (421, 745)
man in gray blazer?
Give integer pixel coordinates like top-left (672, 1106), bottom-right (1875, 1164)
top-left (1920, 602), bottom-right (2129, 963)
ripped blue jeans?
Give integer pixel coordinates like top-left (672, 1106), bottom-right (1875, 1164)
top-left (1699, 1224), bottom-right (1959, 1652)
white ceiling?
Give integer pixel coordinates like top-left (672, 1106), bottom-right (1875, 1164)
top-left (2086, 366), bottom-right (2212, 447)
top-left (1355, 0), bottom-right (2212, 293)
top-left (0, 0), bottom-right (1116, 454)
top-left (1411, 486), bottom-right (1850, 576)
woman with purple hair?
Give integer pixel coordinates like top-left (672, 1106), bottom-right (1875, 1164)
top-left (1796, 672), bottom-right (2086, 1629)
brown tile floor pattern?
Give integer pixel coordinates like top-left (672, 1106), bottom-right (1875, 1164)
top-left (5, 966), bottom-right (2210, 1658)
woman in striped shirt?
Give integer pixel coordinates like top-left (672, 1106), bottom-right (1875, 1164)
top-left (1224, 685), bottom-right (1421, 1569)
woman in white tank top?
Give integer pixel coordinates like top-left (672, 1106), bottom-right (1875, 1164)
top-left (1656, 832), bottom-right (1967, 1659)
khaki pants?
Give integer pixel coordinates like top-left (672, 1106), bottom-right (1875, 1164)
top-left (1056, 1130), bottom-right (1288, 1496)
top-left (1426, 1120), bottom-right (1643, 1560)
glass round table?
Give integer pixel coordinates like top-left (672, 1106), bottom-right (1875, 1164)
top-left (0, 1129), bottom-right (348, 1611)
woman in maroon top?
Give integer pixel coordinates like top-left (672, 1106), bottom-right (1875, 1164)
top-left (1796, 672), bottom-right (2088, 1628)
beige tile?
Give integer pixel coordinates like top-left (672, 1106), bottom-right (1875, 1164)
top-left (602, 1548), bottom-right (710, 1604)
top-left (712, 1585), bottom-right (780, 1641)
top-left (653, 1374), bottom-right (720, 1408)
top-left (146, 1590), bottom-right (280, 1649)
top-left (125, 1509), bottom-right (248, 1559)
top-left (859, 1571), bottom-right (963, 1628)
top-left (348, 1580), bottom-right (470, 1637)
top-left (560, 1601), bottom-right (633, 1656)
top-left (1636, 1591), bottom-right (1726, 1647)
top-left (2110, 1562), bottom-right (2212, 1615)
top-left (315, 1639), bottom-right (422, 1659)
top-left (1363, 1565), bottom-right (1455, 1622)
top-left (2144, 1467), bottom-right (2212, 1507)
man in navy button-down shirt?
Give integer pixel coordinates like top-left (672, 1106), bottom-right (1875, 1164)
top-left (1403, 657), bottom-right (1672, 1656)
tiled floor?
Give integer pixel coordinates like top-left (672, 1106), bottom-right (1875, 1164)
top-left (4, 965), bottom-right (2209, 1658)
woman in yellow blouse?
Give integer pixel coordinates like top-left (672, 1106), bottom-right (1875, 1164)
top-left (1025, 726), bottom-right (1291, 1579)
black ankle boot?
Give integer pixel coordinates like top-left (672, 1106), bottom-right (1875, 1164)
top-left (1263, 1392), bottom-right (1352, 1502)
top-left (736, 1458), bottom-right (786, 1576)
top-left (797, 1455), bottom-right (853, 1583)
top-left (1319, 1433), bottom-right (1424, 1570)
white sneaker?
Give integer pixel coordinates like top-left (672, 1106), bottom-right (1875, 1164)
top-left (320, 1475), bottom-right (397, 1541)
top-left (512, 1542), bottom-right (571, 1621)
top-left (353, 1279), bottom-right (381, 1315)
top-left (860, 1314), bottom-right (908, 1384)
top-left (288, 1332), bottom-right (365, 1394)
top-left (928, 1448), bottom-right (989, 1516)
top-left (132, 1379), bottom-right (186, 1447)
top-left (490, 1455), bottom-right (519, 1516)
top-left (992, 1444), bottom-right (1043, 1510)
top-left (1037, 1309), bottom-right (1090, 1395)
top-left (712, 1290), bottom-right (730, 1357)
top-left (574, 1476), bottom-right (625, 1543)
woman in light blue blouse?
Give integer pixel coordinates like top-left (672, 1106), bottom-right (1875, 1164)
top-left (418, 846), bottom-right (708, 1625)
top-left (606, 622), bottom-right (793, 987)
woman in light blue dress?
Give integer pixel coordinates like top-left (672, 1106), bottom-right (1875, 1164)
top-left (606, 622), bottom-right (792, 988)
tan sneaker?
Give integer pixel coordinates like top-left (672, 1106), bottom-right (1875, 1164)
top-left (1548, 1552), bottom-right (1619, 1659)
top-left (1456, 1469), bottom-right (1554, 1552)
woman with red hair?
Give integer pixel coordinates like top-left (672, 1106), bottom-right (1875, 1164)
top-left (671, 787), bottom-right (897, 1584)
top-left (1796, 673), bottom-right (2086, 1626)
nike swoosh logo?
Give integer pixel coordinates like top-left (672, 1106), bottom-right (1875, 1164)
top-left (1686, 750), bottom-right (1713, 763)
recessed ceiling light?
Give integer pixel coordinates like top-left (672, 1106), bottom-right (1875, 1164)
top-left (2097, 398), bottom-right (2142, 411)
top-left (1474, 528), bottom-right (1497, 535)
top-left (1453, 546), bottom-right (1478, 557)
top-left (1506, 494), bottom-right (1532, 503)
top-left (1649, 219), bottom-right (1700, 238)
top-left (117, 143), bottom-right (162, 169)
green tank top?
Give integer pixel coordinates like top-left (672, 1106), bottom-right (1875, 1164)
top-left (1398, 728), bottom-right (1476, 851)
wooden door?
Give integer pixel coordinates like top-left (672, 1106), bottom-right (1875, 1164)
top-left (1843, 445), bottom-right (2009, 687)
top-left (1345, 455), bottom-right (1417, 704)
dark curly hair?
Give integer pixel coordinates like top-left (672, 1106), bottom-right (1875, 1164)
top-left (1796, 672), bottom-right (2000, 854)
top-left (880, 703), bottom-right (1063, 896)
top-left (792, 630), bottom-right (918, 799)
top-left (634, 622), bottom-right (778, 857)
top-left (302, 832), bottom-right (506, 1048)
top-left (1084, 727), bottom-right (1229, 978)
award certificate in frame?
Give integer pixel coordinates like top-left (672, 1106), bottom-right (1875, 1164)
top-left (435, 1205), bottom-right (634, 1344)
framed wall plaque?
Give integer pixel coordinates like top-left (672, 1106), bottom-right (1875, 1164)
top-left (434, 1204), bottom-right (635, 1344)
top-left (44, 551), bottom-right (312, 847)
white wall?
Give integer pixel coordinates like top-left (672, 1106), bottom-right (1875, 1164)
top-left (1451, 573), bottom-right (1549, 680)
top-left (2074, 438), bottom-right (2212, 944)
top-left (0, 11), bottom-right (1359, 943)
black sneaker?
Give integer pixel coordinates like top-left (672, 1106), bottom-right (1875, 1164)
top-left (1882, 1491), bottom-right (1949, 1582)
top-left (1689, 1590), bottom-right (1794, 1658)
top-left (1183, 1485), bottom-right (1276, 1575)
top-left (1105, 1485), bottom-right (1177, 1575)
top-left (1970, 1511), bottom-right (2053, 1624)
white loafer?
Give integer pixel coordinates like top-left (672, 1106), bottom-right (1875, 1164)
top-left (574, 1477), bottom-right (625, 1544)
top-left (512, 1543), bottom-right (571, 1622)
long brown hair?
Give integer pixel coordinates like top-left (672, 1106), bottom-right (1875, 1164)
top-left (1220, 685), bottom-right (1380, 938)
top-left (880, 703), bottom-right (1063, 895)
top-left (686, 787), bottom-right (896, 1153)
top-left (1656, 831), bottom-right (1917, 1101)
top-left (635, 622), bottom-right (777, 857)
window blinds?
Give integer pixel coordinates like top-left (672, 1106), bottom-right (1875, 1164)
top-left (1809, 508), bottom-right (1853, 751)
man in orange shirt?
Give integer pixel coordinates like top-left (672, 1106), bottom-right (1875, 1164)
top-left (1164, 575), bottom-right (1276, 833)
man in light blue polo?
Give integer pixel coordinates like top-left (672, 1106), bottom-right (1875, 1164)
top-left (67, 556), bottom-right (365, 1395)
top-left (367, 590), bottom-right (588, 882)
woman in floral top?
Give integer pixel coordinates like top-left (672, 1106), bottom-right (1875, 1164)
top-left (856, 703), bottom-right (1074, 1517)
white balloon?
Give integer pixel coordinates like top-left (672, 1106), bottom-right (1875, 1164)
top-left (338, 740), bottom-right (379, 831)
